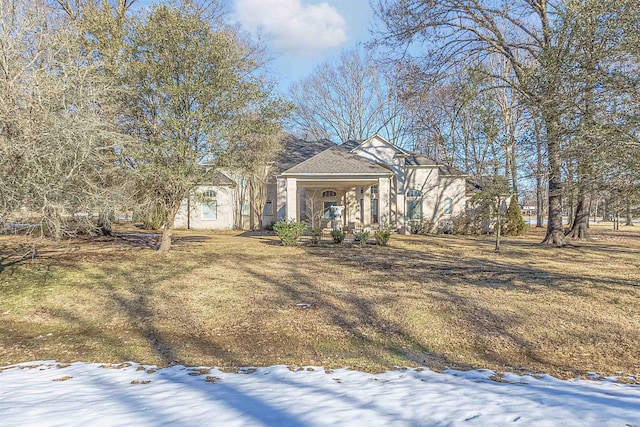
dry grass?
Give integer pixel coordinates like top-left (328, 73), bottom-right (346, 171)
top-left (1, 224), bottom-right (639, 379)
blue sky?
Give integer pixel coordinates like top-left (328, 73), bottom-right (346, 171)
top-left (232, 0), bottom-right (373, 91)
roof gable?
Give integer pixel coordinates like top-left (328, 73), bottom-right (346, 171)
top-left (352, 134), bottom-right (408, 155)
top-left (282, 145), bottom-right (391, 175)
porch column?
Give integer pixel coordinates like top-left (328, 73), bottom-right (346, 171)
top-left (379, 176), bottom-right (391, 225)
top-left (276, 177), bottom-right (287, 221)
top-left (286, 177), bottom-right (298, 221)
top-left (346, 188), bottom-right (358, 227)
top-left (397, 193), bottom-right (408, 234)
top-left (363, 185), bottom-right (371, 228)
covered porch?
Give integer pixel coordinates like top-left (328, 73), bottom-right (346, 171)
top-left (277, 174), bottom-right (395, 231)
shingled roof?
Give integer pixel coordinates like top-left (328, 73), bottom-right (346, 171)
top-left (274, 136), bottom-right (336, 173)
top-left (404, 152), bottom-right (438, 166)
top-left (282, 144), bottom-right (391, 175)
top-left (404, 151), bottom-right (467, 176)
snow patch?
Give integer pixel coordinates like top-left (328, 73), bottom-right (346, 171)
top-left (0, 361), bottom-right (639, 426)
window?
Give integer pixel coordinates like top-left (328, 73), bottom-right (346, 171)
top-left (406, 189), bottom-right (422, 198)
top-left (201, 191), bottom-right (217, 220)
top-left (264, 201), bottom-right (273, 216)
top-left (443, 198), bottom-right (453, 215)
top-left (407, 200), bottom-right (422, 220)
top-left (371, 185), bottom-right (379, 195)
top-left (322, 190), bottom-right (337, 198)
top-left (371, 199), bottom-right (379, 223)
top-left (241, 201), bottom-right (249, 215)
top-left (323, 201), bottom-right (337, 219)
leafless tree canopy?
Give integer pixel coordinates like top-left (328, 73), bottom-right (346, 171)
top-left (373, 0), bottom-right (640, 245)
top-left (287, 48), bottom-right (410, 145)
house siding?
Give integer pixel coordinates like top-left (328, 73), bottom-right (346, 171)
top-left (174, 185), bottom-right (235, 230)
top-left (176, 135), bottom-right (470, 232)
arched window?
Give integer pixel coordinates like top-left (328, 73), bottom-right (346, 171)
top-left (201, 190), bottom-right (217, 220)
top-left (406, 189), bottom-right (422, 198)
top-left (322, 190), bottom-right (337, 198)
top-left (443, 198), bottom-right (453, 215)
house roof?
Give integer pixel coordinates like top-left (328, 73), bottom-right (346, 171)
top-left (274, 134), bottom-right (467, 178)
top-left (438, 164), bottom-right (467, 176)
top-left (404, 152), bottom-right (438, 166)
top-left (212, 170), bottom-right (235, 185)
top-left (274, 136), bottom-right (336, 173)
top-left (404, 151), bottom-right (467, 176)
top-left (466, 179), bottom-right (483, 195)
top-left (282, 144), bottom-right (391, 175)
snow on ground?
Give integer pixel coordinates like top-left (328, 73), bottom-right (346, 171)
top-left (1, 362), bottom-right (639, 426)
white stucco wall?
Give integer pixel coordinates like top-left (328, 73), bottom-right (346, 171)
top-left (353, 136), bottom-right (405, 186)
top-left (174, 185), bottom-right (235, 230)
top-left (261, 180), bottom-right (278, 228)
top-left (438, 176), bottom-right (468, 220)
top-left (402, 167), bottom-right (468, 223)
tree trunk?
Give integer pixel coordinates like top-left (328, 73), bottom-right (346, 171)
top-left (566, 191), bottom-right (589, 239)
top-left (97, 210), bottom-right (113, 236)
top-left (494, 198), bottom-right (502, 252)
top-left (625, 200), bottom-right (633, 226)
top-left (534, 119), bottom-right (545, 228)
top-left (158, 207), bottom-right (178, 253)
top-left (249, 185), bottom-right (256, 230)
top-left (566, 162), bottom-right (589, 239)
top-left (510, 140), bottom-right (518, 196)
top-left (566, 162), bottom-right (574, 226)
top-left (541, 110), bottom-right (566, 246)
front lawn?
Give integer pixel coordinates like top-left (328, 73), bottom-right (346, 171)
top-left (1, 225), bottom-right (638, 379)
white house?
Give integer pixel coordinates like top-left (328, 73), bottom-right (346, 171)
top-left (174, 135), bottom-right (470, 233)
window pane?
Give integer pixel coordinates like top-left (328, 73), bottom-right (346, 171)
top-left (323, 201), bottom-right (337, 219)
top-left (443, 198), bottom-right (452, 215)
top-left (408, 200), bottom-right (422, 219)
top-left (241, 201), bottom-right (249, 215)
top-left (322, 190), bottom-right (337, 198)
top-left (407, 189), bottom-right (422, 198)
top-left (264, 201), bottom-right (273, 215)
top-left (371, 185), bottom-right (378, 195)
top-left (371, 199), bottom-right (379, 223)
top-left (202, 201), bottom-right (217, 220)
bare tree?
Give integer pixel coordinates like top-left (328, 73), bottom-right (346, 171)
top-left (303, 190), bottom-right (324, 230)
top-left (228, 128), bottom-right (288, 230)
top-left (288, 48), bottom-right (409, 143)
top-left (374, 0), bottom-right (640, 245)
top-left (374, 0), bottom-right (583, 245)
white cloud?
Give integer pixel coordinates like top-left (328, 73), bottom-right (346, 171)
top-left (234, 0), bottom-right (348, 53)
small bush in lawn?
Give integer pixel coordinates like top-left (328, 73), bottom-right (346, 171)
top-left (353, 230), bottom-right (370, 247)
top-left (374, 224), bottom-right (391, 246)
top-left (273, 220), bottom-right (307, 246)
top-left (331, 229), bottom-right (345, 244)
top-left (504, 196), bottom-right (527, 236)
top-left (310, 228), bottom-right (322, 244)
top-left (409, 218), bottom-right (435, 235)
